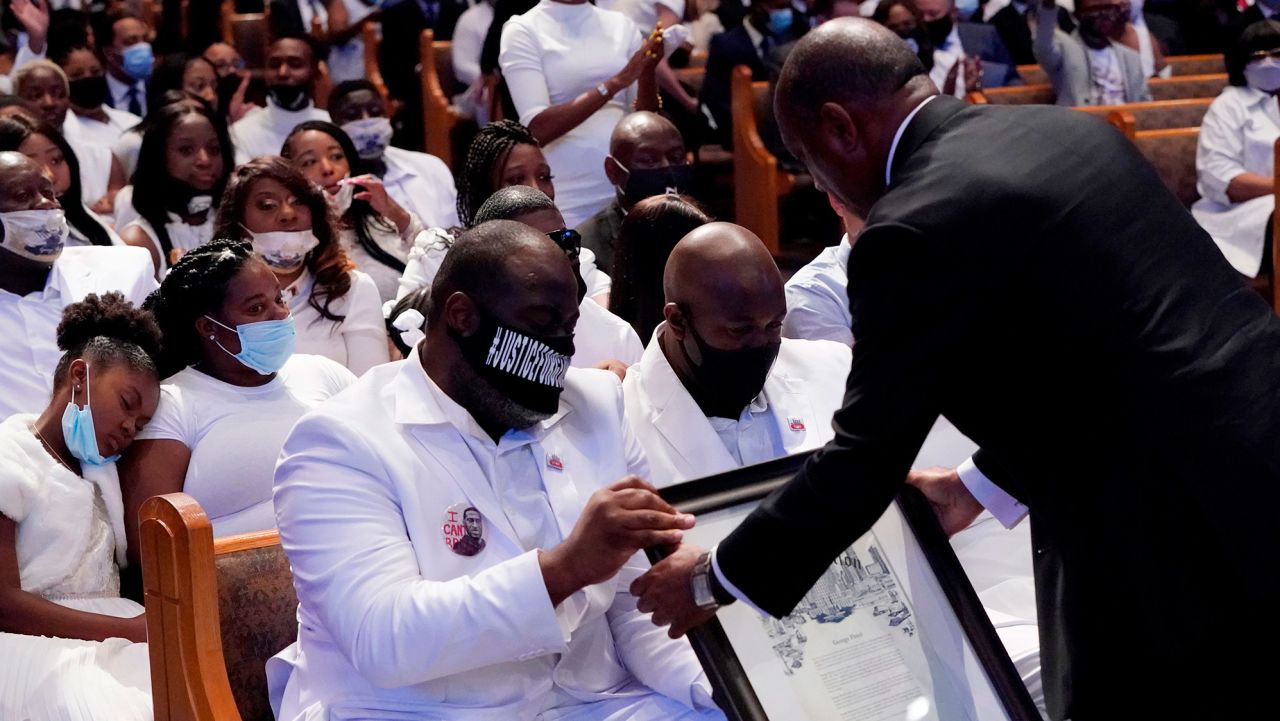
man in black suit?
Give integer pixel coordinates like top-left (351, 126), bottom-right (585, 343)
top-left (986, 0), bottom-right (1075, 64)
top-left (378, 0), bottom-right (469, 150)
top-left (633, 18), bottom-right (1280, 721)
top-left (699, 0), bottom-right (806, 147)
top-left (917, 0), bottom-right (1022, 92)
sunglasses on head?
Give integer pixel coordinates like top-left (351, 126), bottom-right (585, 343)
top-left (547, 228), bottom-right (582, 260)
top-left (1249, 48), bottom-right (1280, 63)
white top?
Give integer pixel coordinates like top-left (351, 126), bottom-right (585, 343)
top-left (285, 268), bottom-right (390, 375)
top-left (0, 246), bottom-right (156, 420)
top-left (230, 100), bottom-right (331, 165)
top-left (382, 146), bottom-right (461, 230)
top-left (397, 229), bottom-right (640, 367)
top-left (929, 25), bottom-right (968, 99)
top-left (500, 0), bottom-right (645, 227)
top-left (109, 129), bottom-right (143, 183)
top-left (136, 355), bottom-right (354, 537)
top-left (596, 0), bottom-right (684, 34)
top-left (452, 0), bottom-right (495, 87)
top-left (66, 138), bottom-right (115, 211)
top-left (339, 211), bottom-right (420, 302)
top-left (63, 106), bottom-right (141, 151)
top-left (1087, 45), bottom-right (1126, 106)
top-left (705, 393), bottom-right (787, 466)
top-left (782, 235), bottom-right (853, 346)
top-left (1190, 85), bottom-right (1280, 277)
top-left (122, 212), bottom-right (215, 278)
top-left (105, 73), bottom-right (146, 117)
top-left (328, 0), bottom-right (376, 83)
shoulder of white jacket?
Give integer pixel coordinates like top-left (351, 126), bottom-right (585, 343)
top-left (57, 245), bottom-right (153, 284)
top-left (777, 337), bottom-right (852, 373)
top-left (563, 366), bottom-right (626, 416)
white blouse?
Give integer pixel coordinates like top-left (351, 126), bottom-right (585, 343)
top-left (122, 212), bottom-right (216, 278)
top-left (1191, 85), bottom-right (1280, 277)
top-left (500, 0), bottom-right (644, 227)
top-left (285, 268), bottom-right (390, 375)
top-left (136, 355), bottom-right (355, 537)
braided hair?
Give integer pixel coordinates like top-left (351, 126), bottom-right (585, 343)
top-left (143, 238), bottom-right (256, 379)
top-left (456, 120), bottom-right (541, 228)
top-left (0, 114), bottom-right (114, 247)
top-left (282, 121), bottom-right (406, 273)
top-left (53, 291), bottom-right (163, 389)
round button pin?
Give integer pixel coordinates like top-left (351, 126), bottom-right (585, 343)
top-left (443, 503), bottom-right (486, 556)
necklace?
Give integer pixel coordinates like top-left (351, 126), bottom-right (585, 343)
top-left (32, 425), bottom-right (76, 473)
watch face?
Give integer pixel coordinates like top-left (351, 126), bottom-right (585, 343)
top-left (692, 573), bottom-right (717, 609)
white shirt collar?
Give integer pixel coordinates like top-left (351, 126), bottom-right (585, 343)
top-left (744, 18), bottom-right (765, 53)
top-left (941, 24), bottom-right (962, 52)
top-left (885, 95), bottom-right (937, 186)
top-left (265, 97), bottom-right (319, 126)
top-left (105, 72), bottom-right (143, 107)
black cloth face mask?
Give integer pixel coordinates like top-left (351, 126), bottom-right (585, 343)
top-left (617, 162), bottom-right (693, 207)
top-left (679, 312), bottom-right (781, 417)
top-left (68, 76), bottom-right (109, 108)
top-left (267, 84), bottom-right (310, 111)
top-left (924, 15), bottom-right (954, 47)
top-left (451, 305), bottom-right (576, 414)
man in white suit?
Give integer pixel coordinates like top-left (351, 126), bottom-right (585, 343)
top-left (623, 223), bottom-right (852, 485)
top-left (270, 221), bottom-right (726, 721)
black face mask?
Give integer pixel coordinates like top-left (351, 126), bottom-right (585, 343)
top-left (619, 163), bottom-right (693, 207)
top-left (68, 76), bottom-right (109, 109)
top-left (216, 73), bottom-right (241, 112)
top-left (1077, 8), bottom-right (1125, 49)
top-left (680, 313), bottom-right (781, 417)
top-left (267, 84), bottom-right (310, 111)
top-left (451, 305), bottom-right (576, 415)
top-left (924, 15), bottom-right (954, 47)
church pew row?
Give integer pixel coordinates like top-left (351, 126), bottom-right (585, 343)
top-left (968, 73), bottom-right (1227, 105)
top-left (1014, 53), bottom-right (1225, 87)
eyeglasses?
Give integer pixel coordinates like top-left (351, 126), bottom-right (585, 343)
top-left (547, 228), bottom-right (581, 261)
top-left (1249, 48), bottom-right (1280, 63)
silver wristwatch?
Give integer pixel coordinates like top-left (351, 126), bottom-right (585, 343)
top-left (596, 82), bottom-right (612, 99)
top-left (690, 551), bottom-right (720, 612)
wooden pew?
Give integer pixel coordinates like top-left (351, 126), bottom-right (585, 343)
top-left (1148, 73), bottom-right (1227, 101)
top-left (1077, 98), bottom-right (1213, 136)
top-left (731, 64), bottom-right (808, 256)
top-left (1015, 64), bottom-right (1048, 86)
top-left (1168, 53), bottom-right (1224, 76)
top-left (967, 84), bottom-right (1056, 105)
top-left (419, 28), bottom-right (472, 170)
top-left (1131, 127), bottom-right (1200, 208)
top-left (142, 493), bottom-right (298, 721)
top-left (221, 0), bottom-right (270, 70)
top-left (362, 23), bottom-right (394, 112)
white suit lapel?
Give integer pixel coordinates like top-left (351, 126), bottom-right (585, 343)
top-left (764, 366), bottom-right (821, 456)
top-left (640, 342), bottom-right (737, 479)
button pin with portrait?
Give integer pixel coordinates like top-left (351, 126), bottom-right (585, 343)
top-left (442, 503), bottom-right (486, 556)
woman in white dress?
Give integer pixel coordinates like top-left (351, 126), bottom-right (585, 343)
top-left (120, 239), bottom-right (355, 543)
top-left (0, 292), bottom-right (162, 721)
top-left (282, 120), bottom-right (422, 302)
top-left (0, 114), bottom-right (122, 247)
top-left (213, 156), bottom-right (390, 374)
top-left (1191, 20), bottom-right (1280, 279)
top-left (120, 100), bottom-right (233, 279)
top-left (499, 0), bottom-right (664, 226)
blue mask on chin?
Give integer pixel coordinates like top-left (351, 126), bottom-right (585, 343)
top-left (205, 315), bottom-right (297, 375)
top-left (61, 365), bottom-right (120, 466)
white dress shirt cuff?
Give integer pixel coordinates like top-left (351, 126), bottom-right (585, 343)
top-left (553, 587), bottom-right (589, 643)
top-left (710, 545), bottom-right (768, 617)
top-left (957, 456), bottom-right (1028, 529)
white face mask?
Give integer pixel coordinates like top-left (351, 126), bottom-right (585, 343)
top-left (0, 208), bottom-right (68, 264)
top-left (326, 180), bottom-right (356, 215)
top-left (243, 227), bottom-right (320, 272)
top-left (1245, 57), bottom-right (1280, 94)
top-left (341, 117), bottom-right (393, 160)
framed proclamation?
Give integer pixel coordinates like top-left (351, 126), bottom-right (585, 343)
top-left (648, 451), bottom-right (1041, 721)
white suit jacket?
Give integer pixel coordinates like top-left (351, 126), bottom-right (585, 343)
top-left (622, 331), bottom-right (852, 486)
top-left (271, 350), bottom-right (707, 720)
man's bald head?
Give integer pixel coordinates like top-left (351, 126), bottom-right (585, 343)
top-left (605, 112), bottom-right (688, 206)
top-left (774, 18), bottom-right (934, 218)
top-left (0, 151), bottom-right (59, 214)
top-left (610, 111), bottom-right (682, 159)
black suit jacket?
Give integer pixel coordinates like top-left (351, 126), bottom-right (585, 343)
top-left (378, 0), bottom-right (467, 149)
top-left (716, 96), bottom-right (1280, 720)
top-left (987, 4), bottom-right (1074, 65)
top-left (699, 22), bottom-right (802, 147)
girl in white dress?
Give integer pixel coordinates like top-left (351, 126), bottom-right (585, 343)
top-left (0, 291), bottom-right (163, 721)
top-left (499, 0), bottom-right (664, 226)
top-left (212, 156), bottom-right (389, 374)
top-left (121, 239), bottom-right (355, 541)
top-left (282, 120), bottom-right (422, 303)
top-left (120, 100), bottom-right (234, 279)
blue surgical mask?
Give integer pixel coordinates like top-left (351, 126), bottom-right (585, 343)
top-left (767, 8), bottom-right (793, 35)
top-left (205, 315), bottom-right (297, 375)
top-left (122, 42), bottom-right (154, 81)
top-left (61, 365), bottom-right (119, 466)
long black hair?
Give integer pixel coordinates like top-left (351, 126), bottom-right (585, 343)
top-left (610, 194), bottom-right (711, 341)
top-left (282, 120), bottom-right (406, 273)
top-left (131, 100), bottom-right (234, 261)
top-left (456, 119), bottom-right (541, 228)
top-left (143, 238), bottom-right (256, 379)
top-left (0, 113), bottom-right (114, 247)
top-left (1228, 20), bottom-right (1280, 86)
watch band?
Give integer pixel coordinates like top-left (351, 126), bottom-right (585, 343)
top-left (690, 551), bottom-right (720, 611)
top-left (707, 559), bottom-right (737, 607)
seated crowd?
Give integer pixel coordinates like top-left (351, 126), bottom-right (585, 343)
top-left (0, 0), bottom-right (1273, 718)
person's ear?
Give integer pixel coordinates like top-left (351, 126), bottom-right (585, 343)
top-left (604, 155), bottom-right (628, 187)
top-left (816, 101), bottom-right (859, 159)
top-left (194, 315), bottom-right (217, 342)
top-left (664, 302), bottom-right (688, 340)
top-left (442, 291), bottom-right (480, 337)
top-left (67, 358), bottom-right (87, 391)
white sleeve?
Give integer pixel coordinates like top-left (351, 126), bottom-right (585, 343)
top-left (451, 8), bottom-right (486, 87)
top-left (397, 228), bottom-right (453, 300)
top-left (957, 456), bottom-right (1029, 528)
top-left (1196, 96), bottom-right (1249, 206)
top-left (0, 439), bottom-right (40, 524)
top-left (273, 415), bottom-right (569, 688)
top-left (621, 24), bottom-right (645, 112)
top-left (783, 281), bottom-right (854, 346)
top-left (135, 384), bottom-right (194, 445)
top-left (337, 271), bottom-right (391, 376)
top-left (499, 19), bottom-right (553, 126)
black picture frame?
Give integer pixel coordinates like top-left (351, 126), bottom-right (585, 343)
top-left (647, 450), bottom-right (1042, 721)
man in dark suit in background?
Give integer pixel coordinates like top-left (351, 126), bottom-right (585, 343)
top-left (917, 0), bottom-right (1021, 94)
top-left (378, 0), bottom-right (469, 150)
top-left (633, 17), bottom-right (1280, 721)
top-left (699, 0), bottom-right (806, 147)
